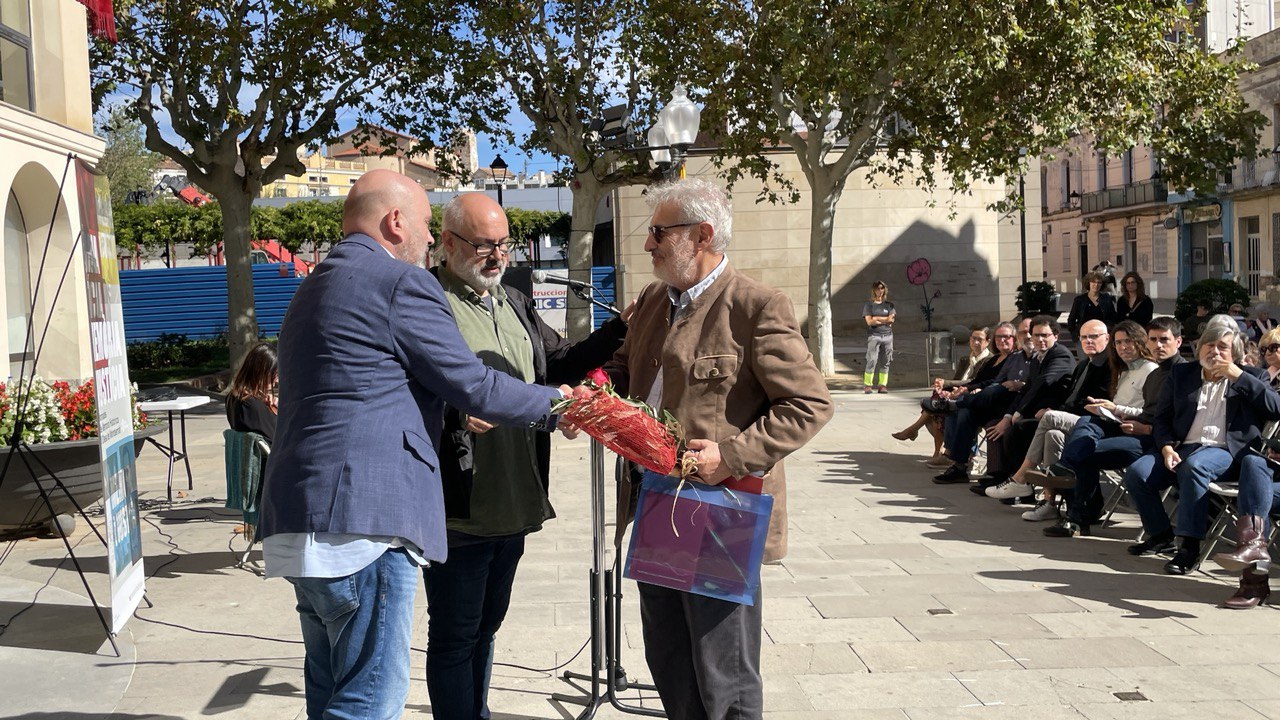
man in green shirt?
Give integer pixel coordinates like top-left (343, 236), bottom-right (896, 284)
top-left (425, 193), bottom-right (628, 720)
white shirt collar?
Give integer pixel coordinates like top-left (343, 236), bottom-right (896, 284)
top-left (668, 255), bottom-right (728, 311)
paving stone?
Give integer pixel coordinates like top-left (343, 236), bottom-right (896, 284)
top-left (1140, 634), bottom-right (1280, 665)
top-left (894, 557), bottom-right (1024, 575)
top-left (1173, 606), bottom-right (1280, 635)
top-left (1075, 700), bottom-right (1269, 720)
top-left (761, 642), bottom-right (867, 675)
top-left (765, 617), bottom-right (915, 644)
top-left (857, 574), bottom-right (993, 596)
top-left (999, 637), bottom-right (1174, 669)
top-left (794, 672), bottom-right (978, 709)
top-left (811, 594), bottom-right (948, 619)
top-left (852, 639), bottom-right (1018, 673)
top-left (822, 542), bottom-right (943, 560)
top-left (1107, 665), bottom-right (1280, 701)
top-left (898, 614), bottom-right (1059, 642)
top-left (932, 591), bottom-right (1088, 616)
top-left (1028, 612), bottom-right (1200, 638)
top-left (952, 667), bottom-right (1127, 706)
top-left (902, 706), bottom-right (1094, 720)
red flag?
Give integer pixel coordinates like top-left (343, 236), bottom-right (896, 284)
top-left (77, 0), bottom-right (117, 43)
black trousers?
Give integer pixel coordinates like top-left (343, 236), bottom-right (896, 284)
top-left (638, 582), bottom-right (763, 720)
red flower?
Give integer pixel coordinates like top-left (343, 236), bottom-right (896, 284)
top-left (585, 367), bottom-right (611, 388)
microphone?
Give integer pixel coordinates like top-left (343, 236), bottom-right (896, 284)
top-left (532, 270), bottom-right (593, 291)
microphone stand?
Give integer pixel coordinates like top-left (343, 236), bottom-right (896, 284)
top-left (569, 284), bottom-right (621, 318)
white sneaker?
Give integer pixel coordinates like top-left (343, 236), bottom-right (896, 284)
top-left (985, 478), bottom-right (1033, 500)
top-left (1022, 499), bottom-right (1060, 522)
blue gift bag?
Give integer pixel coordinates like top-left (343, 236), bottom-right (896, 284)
top-left (624, 470), bottom-right (774, 606)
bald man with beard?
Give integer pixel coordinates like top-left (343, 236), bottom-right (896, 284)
top-left (259, 170), bottom-right (569, 720)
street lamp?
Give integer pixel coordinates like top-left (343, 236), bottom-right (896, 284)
top-left (648, 83), bottom-right (701, 180)
top-left (490, 154), bottom-right (510, 207)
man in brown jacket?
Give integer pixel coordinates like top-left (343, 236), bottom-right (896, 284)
top-left (604, 178), bottom-right (833, 719)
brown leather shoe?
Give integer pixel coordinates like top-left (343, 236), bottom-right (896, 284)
top-left (1223, 571), bottom-right (1271, 610)
top-left (1213, 515), bottom-right (1271, 574)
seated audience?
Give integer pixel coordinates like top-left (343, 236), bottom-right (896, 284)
top-left (226, 342), bottom-right (278, 442)
top-left (1261, 328), bottom-right (1280, 389)
top-left (1067, 272), bottom-right (1116, 357)
top-left (985, 319), bottom-right (1114, 508)
top-left (893, 326), bottom-right (992, 462)
top-left (977, 316), bottom-right (1076, 495)
top-left (1032, 321), bottom-right (1156, 534)
top-left (933, 317), bottom-right (1032, 483)
top-left (1249, 306), bottom-right (1276, 343)
top-left (1213, 439), bottom-right (1280, 608)
top-left (1123, 315), bottom-right (1280, 574)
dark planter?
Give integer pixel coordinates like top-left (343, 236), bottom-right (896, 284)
top-left (0, 423), bottom-right (166, 532)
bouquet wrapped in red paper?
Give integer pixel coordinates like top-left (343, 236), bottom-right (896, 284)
top-left (553, 368), bottom-right (685, 476)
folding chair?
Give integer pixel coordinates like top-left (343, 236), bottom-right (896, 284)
top-left (224, 429), bottom-right (270, 571)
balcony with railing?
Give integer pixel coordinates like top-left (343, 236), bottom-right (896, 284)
top-left (1080, 178), bottom-right (1168, 216)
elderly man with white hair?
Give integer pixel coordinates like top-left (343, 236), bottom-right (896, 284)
top-left (1123, 315), bottom-right (1280, 575)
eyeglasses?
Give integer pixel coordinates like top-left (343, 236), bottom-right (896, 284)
top-left (450, 230), bottom-right (511, 257)
top-left (1032, 332), bottom-right (1056, 339)
top-left (1079, 333), bottom-right (1107, 341)
top-left (994, 334), bottom-right (1015, 341)
top-left (647, 222), bottom-right (700, 243)
top-left (1264, 344), bottom-right (1280, 355)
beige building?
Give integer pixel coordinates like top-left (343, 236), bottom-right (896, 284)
top-left (1, 0), bottom-right (100, 380)
top-left (324, 125), bottom-right (477, 191)
top-left (260, 153), bottom-right (366, 199)
top-left (613, 153), bottom-right (1041, 336)
top-left (1040, 140), bottom-right (1176, 298)
top-left (1225, 26), bottom-right (1280, 300)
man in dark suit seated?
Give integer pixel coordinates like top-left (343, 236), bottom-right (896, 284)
top-left (979, 315), bottom-right (1078, 496)
top-left (1123, 316), bottom-right (1280, 575)
top-left (423, 193), bottom-right (630, 719)
top-left (258, 170), bottom-right (568, 720)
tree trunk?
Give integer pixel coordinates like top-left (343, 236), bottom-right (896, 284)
top-left (807, 176), bottom-right (845, 377)
top-left (567, 175), bottom-right (604, 341)
top-left (220, 192), bottom-right (258, 371)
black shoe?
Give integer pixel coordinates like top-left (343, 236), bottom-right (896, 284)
top-left (969, 474), bottom-right (1006, 495)
top-left (1127, 529), bottom-right (1176, 556)
top-left (1164, 541), bottom-right (1202, 575)
top-left (1043, 519), bottom-right (1090, 537)
top-left (933, 465), bottom-right (970, 484)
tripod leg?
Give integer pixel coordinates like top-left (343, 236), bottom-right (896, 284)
top-left (19, 442), bottom-right (107, 547)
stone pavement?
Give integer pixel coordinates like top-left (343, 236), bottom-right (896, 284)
top-left (4, 389), bottom-right (1280, 719)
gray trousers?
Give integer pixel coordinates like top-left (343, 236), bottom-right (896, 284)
top-left (1027, 410), bottom-right (1082, 469)
top-left (865, 334), bottom-right (893, 381)
top-left (638, 582), bottom-right (763, 720)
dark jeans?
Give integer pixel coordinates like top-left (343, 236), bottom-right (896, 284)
top-left (638, 582), bottom-right (763, 720)
top-left (1236, 453), bottom-right (1280, 532)
top-left (1123, 444), bottom-right (1233, 538)
top-left (987, 417), bottom-right (1038, 478)
top-left (289, 547), bottom-right (419, 720)
top-left (423, 536), bottom-right (526, 720)
top-left (944, 385), bottom-right (1010, 463)
top-left (1058, 417), bottom-right (1151, 524)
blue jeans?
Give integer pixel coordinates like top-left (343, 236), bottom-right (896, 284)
top-left (1123, 444), bottom-right (1233, 539)
top-left (1236, 453), bottom-right (1280, 532)
top-left (423, 536), bottom-right (526, 720)
top-left (944, 386), bottom-right (1009, 463)
top-left (1059, 417), bottom-right (1150, 524)
top-left (288, 547), bottom-right (419, 720)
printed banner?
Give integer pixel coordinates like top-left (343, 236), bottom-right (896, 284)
top-left (532, 274), bottom-right (568, 336)
top-left (75, 159), bottom-right (145, 635)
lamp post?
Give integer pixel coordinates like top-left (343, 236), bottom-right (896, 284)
top-left (648, 84), bottom-right (701, 180)
top-left (1018, 148), bottom-right (1028, 287)
top-left (490, 154), bottom-right (509, 207)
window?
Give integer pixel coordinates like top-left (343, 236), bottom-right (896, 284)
top-left (1124, 225), bottom-right (1137, 271)
top-left (1062, 232), bottom-right (1071, 273)
top-left (1098, 230), bottom-right (1111, 266)
top-left (5, 189), bottom-right (32, 376)
top-left (1097, 152), bottom-right (1107, 191)
top-left (0, 0), bottom-right (32, 111)
top-left (1123, 149), bottom-right (1134, 186)
top-left (1153, 223), bottom-right (1168, 274)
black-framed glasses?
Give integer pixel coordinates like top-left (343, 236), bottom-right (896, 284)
top-left (647, 222), bottom-right (700, 243)
top-left (1264, 344), bottom-right (1280, 355)
top-left (450, 230), bottom-right (511, 257)
top-left (1079, 333), bottom-right (1107, 341)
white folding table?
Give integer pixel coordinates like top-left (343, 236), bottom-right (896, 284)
top-left (138, 395), bottom-right (212, 502)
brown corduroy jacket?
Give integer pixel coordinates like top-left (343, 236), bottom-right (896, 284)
top-left (604, 264), bottom-right (833, 562)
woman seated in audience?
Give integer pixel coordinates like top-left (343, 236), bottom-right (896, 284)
top-left (1115, 272), bottom-right (1153, 327)
top-left (1249, 306), bottom-right (1277, 343)
top-left (225, 342), bottom-right (278, 442)
top-left (1260, 328), bottom-right (1280, 389)
top-left (893, 326), bottom-right (992, 462)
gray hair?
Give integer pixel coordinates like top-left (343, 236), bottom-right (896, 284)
top-left (440, 195), bottom-right (468, 237)
top-left (1197, 314), bottom-right (1245, 361)
top-left (644, 178), bottom-right (733, 252)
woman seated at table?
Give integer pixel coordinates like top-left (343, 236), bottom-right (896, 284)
top-left (225, 342), bottom-right (278, 443)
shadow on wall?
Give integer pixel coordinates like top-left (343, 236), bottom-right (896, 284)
top-left (830, 219), bottom-right (1008, 337)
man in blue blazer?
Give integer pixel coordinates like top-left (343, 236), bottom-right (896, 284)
top-left (1124, 315), bottom-right (1280, 575)
top-left (258, 170), bottom-right (566, 720)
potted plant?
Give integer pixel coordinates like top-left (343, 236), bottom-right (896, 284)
top-left (0, 377), bottom-right (161, 535)
top-left (1016, 281), bottom-right (1061, 315)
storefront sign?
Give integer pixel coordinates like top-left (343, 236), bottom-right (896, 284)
top-left (75, 159), bottom-right (144, 635)
top-left (1184, 203), bottom-right (1222, 224)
